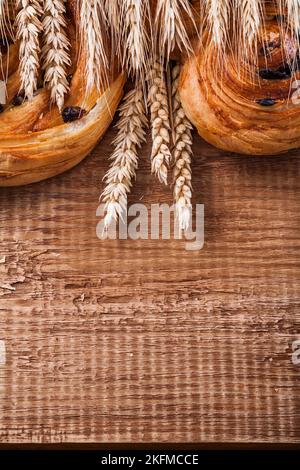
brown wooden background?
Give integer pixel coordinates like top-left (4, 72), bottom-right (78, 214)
top-left (0, 123), bottom-right (300, 444)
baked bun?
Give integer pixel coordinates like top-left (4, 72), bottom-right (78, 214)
top-left (179, 5), bottom-right (300, 155)
top-left (0, 1), bottom-right (124, 186)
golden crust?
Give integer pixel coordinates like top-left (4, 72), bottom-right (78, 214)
top-left (0, 74), bottom-right (125, 186)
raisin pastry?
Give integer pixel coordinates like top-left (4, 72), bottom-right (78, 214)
top-left (179, 4), bottom-right (300, 155)
top-left (0, 1), bottom-right (124, 186)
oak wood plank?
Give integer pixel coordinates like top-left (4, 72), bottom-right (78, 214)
top-left (0, 127), bottom-right (299, 443)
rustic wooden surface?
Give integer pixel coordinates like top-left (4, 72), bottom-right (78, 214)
top-left (0, 123), bottom-right (300, 444)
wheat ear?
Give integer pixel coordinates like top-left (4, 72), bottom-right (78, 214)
top-left (148, 59), bottom-right (172, 185)
top-left (42, 0), bottom-right (71, 112)
top-left (104, 0), bottom-right (121, 54)
top-left (238, 0), bottom-right (263, 55)
top-left (285, 1), bottom-right (300, 39)
top-left (17, 0), bottom-right (43, 101)
top-left (205, 0), bottom-right (231, 51)
top-left (101, 86), bottom-right (148, 229)
top-left (172, 64), bottom-right (193, 231)
top-left (80, 0), bottom-right (108, 92)
top-left (154, 0), bottom-right (195, 63)
top-left (104, 0), bottom-right (119, 29)
top-left (104, 1), bottom-right (120, 35)
top-left (120, 0), bottom-right (151, 79)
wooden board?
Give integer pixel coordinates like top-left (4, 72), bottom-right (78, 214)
top-left (0, 125), bottom-right (300, 444)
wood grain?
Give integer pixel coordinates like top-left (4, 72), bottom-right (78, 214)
top-left (0, 124), bottom-right (300, 444)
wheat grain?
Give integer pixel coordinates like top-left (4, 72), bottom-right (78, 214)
top-left (148, 58), bottom-right (172, 185)
top-left (80, 0), bottom-right (108, 92)
top-left (172, 63), bottom-right (193, 231)
top-left (101, 86), bottom-right (148, 229)
top-left (17, 0), bottom-right (43, 101)
top-left (42, 0), bottom-right (71, 112)
top-left (154, 0), bottom-right (195, 63)
top-left (120, 0), bottom-right (151, 79)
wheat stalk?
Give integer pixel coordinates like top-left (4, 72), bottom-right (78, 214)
top-left (17, 0), bottom-right (43, 101)
top-left (101, 86), bottom-right (148, 229)
top-left (80, 0), bottom-right (108, 92)
top-left (0, 0), bottom-right (14, 43)
top-left (148, 58), bottom-right (172, 185)
top-left (42, 0), bottom-right (71, 112)
top-left (0, 0), bottom-right (10, 77)
top-left (120, 0), bottom-right (151, 80)
top-left (154, 0), bottom-right (195, 63)
top-left (172, 63), bottom-right (193, 231)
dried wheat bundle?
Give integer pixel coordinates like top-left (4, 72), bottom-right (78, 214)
top-left (17, 0), bottom-right (43, 101)
top-left (80, 0), bottom-right (108, 92)
top-left (42, 0), bottom-right (71, 112)
top-left (172, 63), bottom-right (193, 231)
top-left (154, 0), bottom-right (195, 63)
top-left (101, 86), bottom-right (148, 229)
top-left (148, 58), bottom-right (172, 185)
top-left (120, 0), bottom-right (151, 80)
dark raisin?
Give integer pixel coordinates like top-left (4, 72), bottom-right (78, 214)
top-left (0, 104), bottom-right (3, 113)
top-left (62, 106), bottom-right (86, 123)
top-left (257, 98), bottom-right (276, 106)
top-left (259, 66), bottom-right (291, 80)
top-left (273, 15), bottom-right (285, 23)
top-left (12, 95), bottom-right (24, 106)
top-left (67, 74), bottom-right (73, 83)
top-left (278, 63), bottom-right (292, 74)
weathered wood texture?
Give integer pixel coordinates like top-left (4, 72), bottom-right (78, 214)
top-left (0, 126), bottom-right (300, 443)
